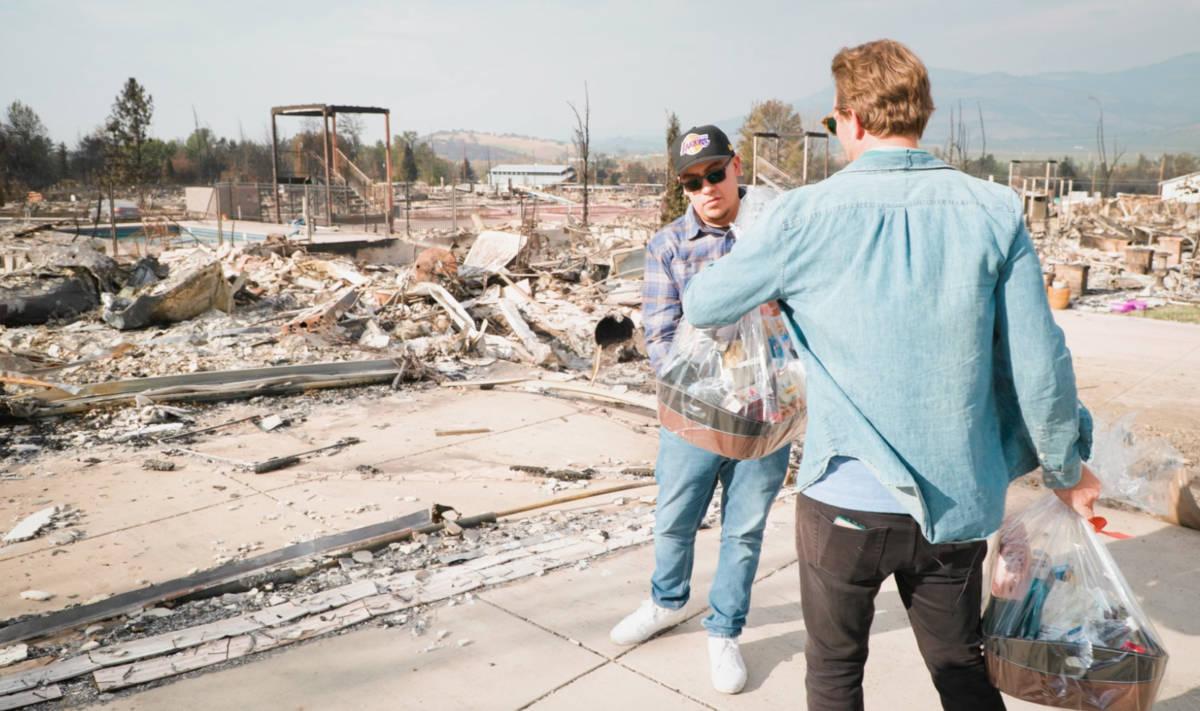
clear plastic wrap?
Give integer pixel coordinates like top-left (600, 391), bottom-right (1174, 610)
top-left (656, 301), bottom-right (807, 459)
top-left (1090, 413), bottom-right (1186, 520)
top-left (983, 495), bottom-right (1168, 710)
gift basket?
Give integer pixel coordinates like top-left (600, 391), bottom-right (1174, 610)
top-left (656, 301), bottom-right (806, 460)
top-left (983, 494), bottom-right (1168, 710)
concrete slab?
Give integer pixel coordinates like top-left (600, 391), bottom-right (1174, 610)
top-left (617, 562), bottom-right (807, 708)
top-left (0, 493), bottom-right (315, 618)
top-left (390, 411), bottom-right (658, 473)
top-left (88, 595), bottom-right (607, 711)
top-left (64, 488), bottom-right (1200, 710)
top-left (255, 476), bottom-right (641, 533)
top-left (0, 461), bottom-right (258, 562)
top-left (482, 495), bottom-right (797, 661)
top-left (528, 662), bottom-right (708, 710)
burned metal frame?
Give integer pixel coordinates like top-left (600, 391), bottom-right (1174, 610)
top-left (751, 130), bottom-right (831, 187)
top-left (269, 104), bottom-right (394, 234)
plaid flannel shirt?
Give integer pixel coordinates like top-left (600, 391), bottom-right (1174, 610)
top-left (642, 196), bottom-right (741, 376)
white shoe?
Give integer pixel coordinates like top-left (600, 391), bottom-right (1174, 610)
top-left (708, 636), bottom-right (747, 694)
top-left (609, 599), bottom-right (689, 645)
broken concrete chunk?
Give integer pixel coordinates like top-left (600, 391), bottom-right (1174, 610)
top-left (47, 529), bottom-right (82, 546)
top-left (20, 589), bottom-right (54, 601)
top-left (0, 643), bottom-right (29, 667)
top-left (3, 505), bottom-right (58, 544)
top-left (351, 550), bottom-right (374, 565)
top-left (142, 459), bottom-right (177, 472)
top-left (358, 320), bottom-right (391, 350)
top-left (257, 414), bottom-right (285, 432)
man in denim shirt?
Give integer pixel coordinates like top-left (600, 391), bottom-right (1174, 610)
top-left (609, 125), bottom-right (790, 695)
top-left (683, 41), bottom-right (1101, 710)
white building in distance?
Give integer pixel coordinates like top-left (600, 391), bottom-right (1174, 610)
top-left (1160, 171), bottom-right (1200, 203)
top-left (488, 164), bottom-right (576, 189)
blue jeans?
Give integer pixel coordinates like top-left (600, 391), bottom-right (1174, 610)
top-left (651, 428), bottom-right (791, 638)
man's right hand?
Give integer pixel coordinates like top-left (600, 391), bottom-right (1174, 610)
top-left (1053, 463), bottom-right (1102, 519)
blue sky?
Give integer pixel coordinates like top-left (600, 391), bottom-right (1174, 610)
top-left (1, 0), bottom-right (1196, 145)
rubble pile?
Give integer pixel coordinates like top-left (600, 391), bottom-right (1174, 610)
top-left (0, 222), bottom-right (656, 424)
top-left (1033, 195), bottom-right (1200, 312)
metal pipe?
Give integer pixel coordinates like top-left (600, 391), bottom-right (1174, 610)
top-left (752, 135), bottom-right (759, 186)
top-left (802, 135), bottom-right (810, 185)
top-left (322, 110), bottom-right (333, 225)
top-left (270, 113), bottom-right (281, 223)
top-left (384, 110), bottom-right (394, 234)
top-left (331, 111), bottom-right (339, 178)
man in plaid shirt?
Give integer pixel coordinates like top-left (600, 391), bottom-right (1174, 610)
top-left (609, 125), bottom-right (791, 695)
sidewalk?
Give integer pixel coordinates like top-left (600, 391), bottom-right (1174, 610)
top-left (4, 312), bottom-right (1199, 709)
top-left (86, 486), bottom-right (1200, 710)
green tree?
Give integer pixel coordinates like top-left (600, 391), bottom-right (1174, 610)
top-left (106, 77), bottom-right (154, 202)
top-left (737, 99), bottom-right (805, 183)
top-left (1, 101), bottom-right (56, 191)
top-left (70, 130), bottom-right (109, 185)
top-left (185, 128), bottom-right (224, 183)
top-left (56, 142), bottom-right (68, 182)
top-left (402, 143), bottom-right (418, 183)
top-left (461, 156), bottom-right (476, 185)
top-left (621, 160), bottom-right (651, 184)
top-left (661, 112), bottom-right (687, 224)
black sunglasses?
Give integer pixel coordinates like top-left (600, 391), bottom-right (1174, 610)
top-left (678, 157), bottom-right (733, 192)
top-left (821, 115), bottom-right (837, 134)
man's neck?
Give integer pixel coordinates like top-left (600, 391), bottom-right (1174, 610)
top-left (849, 134), bottom-right (919, 161)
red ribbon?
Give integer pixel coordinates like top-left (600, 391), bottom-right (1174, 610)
top-left (1089, 516), bottom-right (1132, 540)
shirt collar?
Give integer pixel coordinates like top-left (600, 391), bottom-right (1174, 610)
top-left (684, 186), bottom-right (747, 240)
top-left (839, 148), bottom-right (952, 174)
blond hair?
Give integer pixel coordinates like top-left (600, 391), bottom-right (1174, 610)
top-left (831, 39), bottom-right (935, 139)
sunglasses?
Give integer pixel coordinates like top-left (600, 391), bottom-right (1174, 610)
top-left (678, 157), bottom-right (733, 192)
top-left (821, 115), bottom-right (837, 134)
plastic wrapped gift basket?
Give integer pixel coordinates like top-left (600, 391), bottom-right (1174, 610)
top-left (656, 301), bottom-right (806, 460)
top-left (983, 495), bottom-right (1168, 710)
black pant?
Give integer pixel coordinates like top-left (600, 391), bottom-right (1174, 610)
top-left (794, 494), bottom-right (1005, 711)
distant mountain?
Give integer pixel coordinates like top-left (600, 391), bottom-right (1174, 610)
top-left (792, 53), bottom-right (1200, 156)
top-left (434, 55), bottom-right (1199, 161)
top-left (603, 53), bottom-right (1200, 157)
top-left (427, 130), bottom-right (570, 164)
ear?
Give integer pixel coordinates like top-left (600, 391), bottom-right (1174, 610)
top-left (850, 110), bottom-right (867, 141)
top-left (731, 154), bottom-right (743, 177)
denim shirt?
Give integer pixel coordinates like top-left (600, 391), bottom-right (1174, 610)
top-left (681, 149), bottom-right (1093, 543)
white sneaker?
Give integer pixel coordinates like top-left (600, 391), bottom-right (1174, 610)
top-left (609, 599), bottom-right (689, 645)
top-left (708, 636), bottom-right (747, 694)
